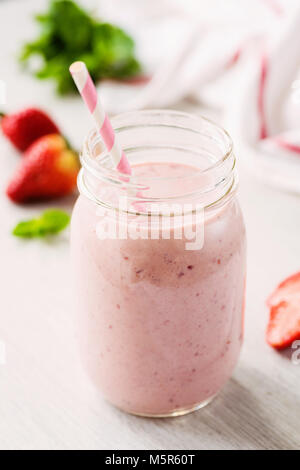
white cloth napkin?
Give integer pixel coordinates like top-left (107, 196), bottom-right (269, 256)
top-left (97, 0), bottom-right (300, 192)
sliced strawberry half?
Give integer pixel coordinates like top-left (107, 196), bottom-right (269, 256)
top-left (266, 272), bottom-right (300, 349)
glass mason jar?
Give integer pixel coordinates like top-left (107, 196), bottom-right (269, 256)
top-left (71, 110), bottom-right (246, 417)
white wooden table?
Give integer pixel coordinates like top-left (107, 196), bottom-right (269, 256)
top-left (0, 0), bottom-right (299, 450)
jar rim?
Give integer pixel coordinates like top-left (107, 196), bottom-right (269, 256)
top-left (81, 109), bottom-right (233, 184)
top-left (79, 109), bottom-right (237, 213)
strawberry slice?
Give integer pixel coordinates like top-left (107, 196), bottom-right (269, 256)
top-left (266, 272), bottom-right (300, 349)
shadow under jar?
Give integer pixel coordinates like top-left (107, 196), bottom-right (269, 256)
top-left (71, 110), bottom-right (247, 417)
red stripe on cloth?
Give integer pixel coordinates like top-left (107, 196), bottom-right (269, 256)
top-left (81, 74), bottom-right (98, 114)
top-left (226, 48), bottom-right (242, 69)
top-left (261, 0), bottom-right (283, 16)
top-left (258, 54), bottom-right (268, 140)
top-left (100, 115), bottom-right (115, 152)
top-left (274, 138), bottom-right (300, 155)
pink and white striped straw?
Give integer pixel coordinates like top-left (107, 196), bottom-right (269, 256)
top-left (69, 61), bottom-right (132, 176)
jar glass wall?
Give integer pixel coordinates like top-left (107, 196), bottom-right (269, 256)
top-left (71, 110), bottom-right (247, 417)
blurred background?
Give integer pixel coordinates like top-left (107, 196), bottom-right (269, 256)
top-left (1, 0), bottom-right (300, 189)
top-left (0, 0), bottom-right (300, 451)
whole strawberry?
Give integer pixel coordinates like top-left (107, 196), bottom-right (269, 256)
top-left (6, 134), bottom-right (80, 203)
top-left (0, 107), bottom-right (59, 152)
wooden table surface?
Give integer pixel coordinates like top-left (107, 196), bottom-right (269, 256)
top-left (0, 0), bottom-right (299, 450)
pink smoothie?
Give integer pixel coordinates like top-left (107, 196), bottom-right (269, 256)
top-left (71, 162), bottom-right (246, 416)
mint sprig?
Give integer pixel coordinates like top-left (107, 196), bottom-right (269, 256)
top-left (20, 0), bottom-right (142, 94)
top-left (13, 209), bottom-right (70, 238)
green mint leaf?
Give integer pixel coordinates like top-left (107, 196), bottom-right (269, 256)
top-left (91, 23), bottom-right (141, 80)
top-left (39, 209), bottom-right (70, 234)
top-left (13, 209), bottom-right (70, 238)
top-left (13, 219), bottom-right (44, 238)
